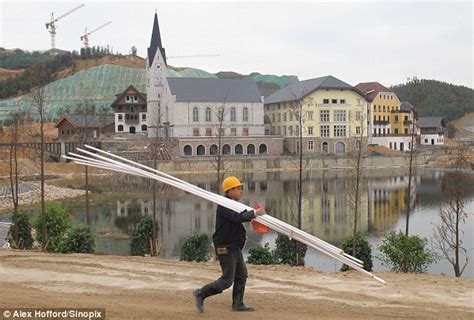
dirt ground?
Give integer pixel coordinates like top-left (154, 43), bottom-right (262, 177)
top-left (0, 251), bottom-right (472, 319)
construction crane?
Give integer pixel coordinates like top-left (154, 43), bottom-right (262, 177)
top-left (80, 21), bottom-right (112, 48)
top-left (45, 4), bottom-right (85, 54)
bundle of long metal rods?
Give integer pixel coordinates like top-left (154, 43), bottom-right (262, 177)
top-left (64, 145), bottom-right (385, 285)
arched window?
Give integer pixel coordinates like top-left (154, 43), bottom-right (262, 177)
top-left (335, 142), bottom-right (346, 154)
top-left (322, 142), bottom-right (328, 154)
top-left (230, 107), bottom-right (236, 122)
top-left (259, 144), bottom-right (267, 154)
top-left (235, 144), bottom-right (243, 154)
top-left (209, 144), bottom-right (218, 155)
top-left (192, 107), bottom-right (199, 122)
top-left (141, 124), bottom-right (147, 131)
top-left (117, 125), bottom-right (124, 132)
top-left (222, 144), bottom-right (231, 155)
top-left (243, 107), bottom-right (248, 122)
top-left (247, 144), bottom-right (255, 154)
top-left (205, 107), bottom-right (211, 122)
top-left (129, 126), bottom-right (136, 134)
top-left (197, 145), bottom-right (205, 155)
top-left (183, 145), bottom-right (192, 156)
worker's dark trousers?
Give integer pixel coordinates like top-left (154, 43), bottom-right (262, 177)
top-left (199, 247), bottom-right (248, 307)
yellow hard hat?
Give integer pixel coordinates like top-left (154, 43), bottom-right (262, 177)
top-left (222, 176), bottom-right (243, 192)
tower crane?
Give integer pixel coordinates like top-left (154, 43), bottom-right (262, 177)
top-left (45, 4), bottom-right (85, 54)
top-left (80, 21), bottom-right (112, 48)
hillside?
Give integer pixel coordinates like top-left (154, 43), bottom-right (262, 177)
top-left (392, 79), bottom-right (474, 123)
top-left (1, 251), bottom-right (473, 319)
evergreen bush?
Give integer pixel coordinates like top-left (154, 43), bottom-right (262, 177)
top-left (180, 232), bottom-right (211, 262)
top-left (247, 243), bottom-right (276, 265)
top-left (7, 211), bottom-right (33, 249)
top-left (130, 215), bottom-right (159, 256)
top-left (340, 232), bottom-right (373, 271)
top-left (33, 202), bottom-right (73, 252)
top-left (57, 225), bottom-right (95, 254)
top-left (378, 231), bottom-right (438, 273)
top-left (274, 234), bottom-right (307, 266)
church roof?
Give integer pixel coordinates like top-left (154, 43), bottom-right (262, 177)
top-left (167, 78), bottom-right (262, 103)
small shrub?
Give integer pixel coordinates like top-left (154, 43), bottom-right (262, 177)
top-left (58, 225), bottom-right (95, 254)
top-left (378, 231), bottom-right (438, 273)
top-left (130, 215), bottom-right (159, 256)
top-left (247, 243), bottom-right (276, 265)
top-left (340, 232), bottom-right (373, 272)
top-left (274, 234), bottom-right (307, 266)
top-left (180, 232), bottom-right (211, 262)
top-left (7, 211), bottom-right (33, 249)
top-left (33, 202), bottom-right (73, 252)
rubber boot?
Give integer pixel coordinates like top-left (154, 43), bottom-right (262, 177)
top-left (232, 282), bottom-right (255, 312)
top-left (193, 284), bottom-right (220, 313)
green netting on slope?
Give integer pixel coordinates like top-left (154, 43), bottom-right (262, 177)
top-left (0, 65), bottom-right (221, 121)
top-left (251, 74), bottom-right (298, 87)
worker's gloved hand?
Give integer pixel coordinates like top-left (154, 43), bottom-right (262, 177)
top-left (252, 202), bottom-right (266, 216)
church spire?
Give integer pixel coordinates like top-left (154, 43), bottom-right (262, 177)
top-left (147, 12), bottom-right (166, 67)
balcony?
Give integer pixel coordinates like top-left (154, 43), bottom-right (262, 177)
top-left (373, 120), bottom-right (390, 125)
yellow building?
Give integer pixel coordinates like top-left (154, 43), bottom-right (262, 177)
top-left (264, 75), bottom-right (369, 155)
top-left (356, 82), bottom-right (416, 151)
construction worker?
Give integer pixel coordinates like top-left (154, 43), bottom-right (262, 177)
top-left (193, 176), bottom-right (266, 313)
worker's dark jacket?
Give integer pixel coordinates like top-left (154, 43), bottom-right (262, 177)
top-left (212, 198), bottom-right (255, 250)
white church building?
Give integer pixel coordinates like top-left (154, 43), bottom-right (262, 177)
top-left (144, 13), bottom-right (282, 156)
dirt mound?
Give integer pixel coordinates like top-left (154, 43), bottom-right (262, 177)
top-left (0, 251), bottom-right (472, 319)
top-left (71, 55), bottom-right (145, 74)
top-left (0, 67), bottom-right (24, 81)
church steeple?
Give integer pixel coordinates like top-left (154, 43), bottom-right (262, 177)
top-left (147, 12), bottom-right (166, 67)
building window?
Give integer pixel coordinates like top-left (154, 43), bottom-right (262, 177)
top-left (272, 114), bottom-right (275, 122)
top-left (308, 140), bottom-right (314, 151)
top-left (206, 128), bottom-right (212, 136)
top-left (243, 108), bottom-right (248, 122)
top-left (405, 128), bottom-right (409, 134)
top-left (356, 126), bottom-right (361, 135)
top-left (193, 128), bottom-right (199, 136)
top-left (277, 113), bottom-right (281, 122)
top-left (219, 128), bottom-right (225, 136)
top-left (141, 113), bottom-right (146, 120)
top-left (389, 142), bottom-right (392, 149)
top-left (141, 124), bottom-right (147, 131)
top-left (231, 128), bottom-right (237, 136)
top-left (395, 128), bottom-right (399, 134)
top-left (334, 125), bottom-right (346, 137)
top-left (243, 128), bottom-right (249, 136)
top-left (192, 107), bottom-right (199, 122)
top-left (183, 145), bottom-right (192, 156)
top-left (322, 142), bottom-right (329, 154)
top-left (118, 114), bottom-right (123, 121)
top-left (320, 110), bottom-right (329, 122)
top-left (340, 99), bottom-right (346, 104)
top-left (332, 99), bottom-right (338, 104)
top-left (356, 140), bottom-right (361, 150)
top-left (247, 144), bottom-right (255, 154)
top-left (282, 112), bottom-right (286, 121)
top-left (197, 145), bottom-right (205, 155)
top-left (259, 144), bottom-right (267, 154)
top-left (230, 107), bottom-right (236, 122)
top-left (210, 144), bottom-right (218, 155)
top-left (205, 107), bottom-right (211, 122)
top-left (232, 144), bottom-right (242, 154)
top-left (223, 144), bottom-right (231, 154)
top-left (320, 125), bottom-right (330, 137)
top-left (307, 111), bottom-right (313, 120)
top-left (289, 112), bottom-right (293, 121)
top-left (308, 127), bottom-right (313, 135)
top-left (323, 99), bottom-right (329, 104)
top-left (334, 110), bottom-right (347, 122)
top-left (117, 125), bottom-right (123, 132)
top-left (355, 111), bottom-right (361, 121)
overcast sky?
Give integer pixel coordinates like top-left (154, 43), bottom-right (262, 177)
top-left (1, 0), bottom-right (472, 88)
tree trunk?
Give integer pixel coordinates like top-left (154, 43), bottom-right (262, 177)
top-left (40, 112), bottom-right (46, 251)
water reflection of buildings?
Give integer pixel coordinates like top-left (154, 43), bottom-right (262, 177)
top-left (367, 176), bottom-right (417, 235)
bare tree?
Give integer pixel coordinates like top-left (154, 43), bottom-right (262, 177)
top-left (209, 96), bottom-right (230, 190)
top-left (433, 150), bottom-right (472, 277)
top-left (8, 112), bottom-right (24, 218)
top-left (347, 111), bottom-right (367, 256)
top-left (31, 86), bottom-right (47, 250)
top-left (74, 88), bottom-right (96, 225)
